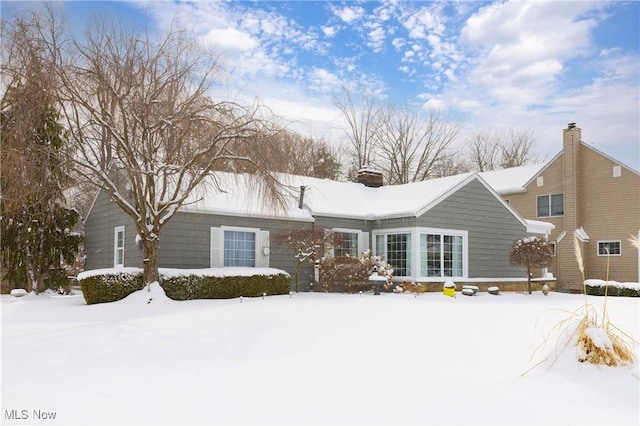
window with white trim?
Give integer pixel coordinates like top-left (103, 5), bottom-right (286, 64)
top-left (114, 226), bottom-right (125, 267)
top-left (334, 231), bottom-right (359, 258)
top-left (375, 232), bottom-right (412, 277)
top-left (537, 194), bottom-right (564, 217)
top-left (224, 230), bottom-right (256, 267)
top-left (420, 232), bottom-right (464, 278)
top-left (597, 240), bottom-right (621, 256)
top-left (210, 226), bottom-right (269, 268)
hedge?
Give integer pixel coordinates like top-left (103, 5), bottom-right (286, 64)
top-left (160, 273), bottom-right (290, 301)
top-left (78, 268), bottom-right (290, 304)
top-left (585, 284), bottom-right (640, 297)
top-left (79, 270), bottom-right (144, 305)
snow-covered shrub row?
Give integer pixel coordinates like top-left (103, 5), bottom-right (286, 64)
top-left (78, 267), bottom-right (291, 304)
top-left (160, 270), bottom-right (290, 300)
top-left (78, 268), bottom-right (144, 305)
top-left (584, 279), bottom-right (640, 297)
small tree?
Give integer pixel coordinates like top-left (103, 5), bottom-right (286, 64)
top-left (510, 236), bottom-right (553, 294)
top-left (277, 227), bottom-right (335, 292)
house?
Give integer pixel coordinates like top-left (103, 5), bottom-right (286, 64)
top-left (481, 123), bottom-right (640, 292)
top-left (84, 169), bottom-right (552, 291)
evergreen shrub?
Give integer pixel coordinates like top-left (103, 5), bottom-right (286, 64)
top-left (160, 273), bottom-right (290, 300)
top-left (80, 271), bottom-right (144, 305)
top-left (585, 283), bottom-right (640, 297)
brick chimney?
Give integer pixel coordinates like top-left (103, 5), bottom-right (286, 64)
top-left (357, 167), bottom-right (384, 188)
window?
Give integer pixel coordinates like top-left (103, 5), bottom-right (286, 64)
top-left (375, 232), bottom-right (411, 277)
top-left (224, 230), bottom-right (256, 267)
top-left (598, 241), bottom-right (621, 256)
top-left (211, 227), bottom-right (269, 268)
top-left (334, 231), bottom-right (359, 258)
top-left (537, 194), bottom-right (564, 217)
top-left (420, 233), bottom-right (464, 278)
top-left (114, 226), bottom-right (125, 267)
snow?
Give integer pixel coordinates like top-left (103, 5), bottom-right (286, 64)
top-left (179, 171), bottom-right (480, 221)
top-left (479, 163), bottom-right (548, 195)
top-left (3, 289), bottom-right (636, 424)
top-left (77, 267), bottom-right (289, 281)
top-left (586, 279), bottom-right (640, 290)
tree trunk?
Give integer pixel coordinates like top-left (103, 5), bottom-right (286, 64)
top-left (142, 238), bottom-right (160, 289)
top-left (527, 267), bottom-right (532, 294)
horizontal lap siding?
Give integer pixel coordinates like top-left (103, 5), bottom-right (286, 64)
top-left (159, 212), bottom-right (312, 289)
top-left (417, 179), bottom-right (527, 278)
top-left (84, 190), bottom-right (140, 270)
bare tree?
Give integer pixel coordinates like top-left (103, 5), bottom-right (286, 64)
top-left (333, 87), bottom-right (382, 179)
top-left (229, 129), bottom-right (343, 180)
top-left (466, 129), bottom-right (538, 171)
top-left (497, 129), bottom-right (536, 168)
top-left (376, 106), bottom-right (460, 184)
top-left (467, 130), bottom-right (500, 172)
top-left (55, 17), bottom-right (283, 286)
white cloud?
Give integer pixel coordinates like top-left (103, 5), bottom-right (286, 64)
top-left (403, 7), bottom-right (445, 40)
top-left (333, 5), bottom-right (365, 24)
top-left (392, 37), bottom-right (405, 50)
top-left (199, 27), bottom-right (258, 50)
top-left (368, 27), bottom-right (385, 52)
top-left (322, 26), bottom-right (337, 38)
top-left (309, 68), bottom-right (342, 93)
top-left (423, 98), bottom-right (446, 111)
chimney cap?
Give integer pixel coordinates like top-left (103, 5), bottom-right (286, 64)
top-left (567, 122), bottom-right (576, 129)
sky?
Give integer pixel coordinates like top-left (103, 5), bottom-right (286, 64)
top-left (3, 0), bottom-right (639, 170)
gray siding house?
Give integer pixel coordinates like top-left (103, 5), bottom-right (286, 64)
top-left (84, 169), bottom-right (552, 290)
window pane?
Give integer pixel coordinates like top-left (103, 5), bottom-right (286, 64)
top-left (421, 234), bottom-right (440, 277)
top-left (334, 232), bottom-right (358, 258)
top-left (387, 233), bottom-right (410, 276)
top-left (224, 231), bottom-right (256, 267)
top-left (550, 194), bottom-right (564, 216)
top-left (115, 229), bottom-right (124, 266)
top-left (598, 241), bottom-right (621, 256)
top-left (537, 195), bottom-right (549, 217)
top-left (376, 235), bottom-right (385, 257)
top-left (445, 235), bottom-right (463, 277)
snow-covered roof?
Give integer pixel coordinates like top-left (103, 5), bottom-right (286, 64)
top-left (179, 171), bottom-right (482, 221)
top-left (479, 163), bottom-right (548, 195)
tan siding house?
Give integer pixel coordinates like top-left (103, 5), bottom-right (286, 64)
top-left (494, 124), bottom-right (639, 292)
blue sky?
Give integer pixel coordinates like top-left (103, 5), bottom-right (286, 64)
top-left (3, 0), bottom-right (639, 170)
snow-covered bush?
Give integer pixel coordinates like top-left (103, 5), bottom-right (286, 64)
top-left (319, 250), bottom-right (393, 293)
top-left (395, 281), bottom-right (428, 294)
top-left (584, 280), bottom-right (640, 297)
top-left (79, 268), bottom-right (144, 305)
top-left (79, 268), bottom-right (290, 303)
top-left (509, 236), bottom-right (553, 294)
top-left (160, 272), bottom-right (290, 300)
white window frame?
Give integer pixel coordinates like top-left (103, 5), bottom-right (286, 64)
top-left (222, 226), bottom-right (260, 267)
top-left (373, 227), bottom-right (468, 281)
top-left (536, 193), bottom-right (564, 218)
top-left (418, 227), bottom-right (468, 280)
top-left (210, 226), bottom-right (270, 268)
top-left (330, 228), bottom-right (368, 258)
top-left (114, 226), bottom-right (125, 267)
top-left (597, 240), bottom-right (622, 257)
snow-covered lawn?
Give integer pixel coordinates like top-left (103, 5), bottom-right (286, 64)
top-left (2, 286), bottom-right (639, 425)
